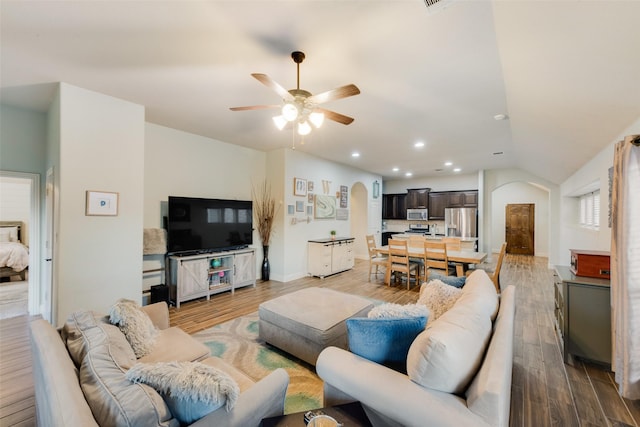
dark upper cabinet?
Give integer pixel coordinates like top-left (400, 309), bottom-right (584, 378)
top-left (428, 192), bottom-right (448, 220)
top-left (428, 190), bottom-right (478, 219)
top-left (406, 188), bottom-right (430, 209)
top-left (448, 191), bottom-right (478, 208)
top-left (382, 193), bottom-right (407, 219)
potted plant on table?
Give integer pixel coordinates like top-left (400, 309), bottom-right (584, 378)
top-left (252, 180), bottom-right (279, 281)
top-left (330, 230), bottom-right (337, 241)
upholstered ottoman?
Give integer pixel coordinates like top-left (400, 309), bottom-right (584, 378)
top-left (258, 287), bottom-right (374, 365)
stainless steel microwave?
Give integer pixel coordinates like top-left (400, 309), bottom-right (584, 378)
top-left (407, 208), bottom-right (428, 221)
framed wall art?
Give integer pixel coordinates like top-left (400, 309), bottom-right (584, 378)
top-left (86, 191), bottom-right (119, 216)
top-left (296, 201), bottom-right (305, 212)
top-left (315, 195), bottom-right (336, 219)
top-left (294, 178), bottom-right (307, 196)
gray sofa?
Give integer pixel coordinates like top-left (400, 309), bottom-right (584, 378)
top-left (317, 270), bottom-right (516, 427)
top-left (30, 301), bottom-right (289, 427)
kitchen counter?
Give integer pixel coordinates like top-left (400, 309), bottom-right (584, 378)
top-left (390, 233), bottom-right (478, 242)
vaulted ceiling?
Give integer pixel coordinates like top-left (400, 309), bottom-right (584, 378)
top-left (1, 1), bottom-right (639, 184)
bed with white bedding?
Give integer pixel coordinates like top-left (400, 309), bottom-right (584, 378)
top-left (0, 221), bottom-right (28, 281)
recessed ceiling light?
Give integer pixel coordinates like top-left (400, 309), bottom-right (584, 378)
top-left (351, 152), bottom-right (360, 158)
top-left (414, 141), bottom-right (425, 148)
top-left (444, 161), bottom-right (453, 167)
top-left (493, 114), bottom-right (509, 121)
top-left (493, 151), bottom-right (504, 155)
top-left (405, 172), bottom-right (413, 177)
top-left (453, 168), bottom-right (461, 172)
top-left (392, 167), bottom-right (399, 172)
top-left (434, 168), bottom-right (443, 172)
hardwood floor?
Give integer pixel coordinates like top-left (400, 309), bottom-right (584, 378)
top-left (0, 255), bottom-right (637, 426)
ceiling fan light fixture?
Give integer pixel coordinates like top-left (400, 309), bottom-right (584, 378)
top-left (272, 115), bottom-right (287, 130)
top-left (309, 111), bottom-right (325, 128)
top-left (297, 121), bottom-right (311, 136)
top-left (282, 102), bottom-right (299, 121)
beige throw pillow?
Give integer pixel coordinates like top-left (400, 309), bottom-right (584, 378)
top-left (109, 299), bottom-right (158, 358)
top-left (407, 302), bottom-right (492, 394)
top-left (417, 279), bottom-right (463, 324)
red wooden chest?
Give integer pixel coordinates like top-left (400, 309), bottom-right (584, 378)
top-left (570, 249), bottom-right (611, 279)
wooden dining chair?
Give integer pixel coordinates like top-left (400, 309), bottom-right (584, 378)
top-left (424, 241), bottom-right (456, 278)
top-left (366, 234), bottom-right (388, 281)
top-left (387, 239), bottom-right (420, 290)
top-left (467, 242), bottom-right (507, 293)
top-left (442, 236), bottom-right (462, 251)
top-left (407, 235), bottom-right (426, 282)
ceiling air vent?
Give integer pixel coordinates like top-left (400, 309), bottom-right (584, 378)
top-left (423, 0), bottom-right (456, 13)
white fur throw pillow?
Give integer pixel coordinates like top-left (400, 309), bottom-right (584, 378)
top-left (417, 279), bottom-right (463, 324)
top-left (368, 303), bottom-right (430, 321)
top-left (109, 299), bottom-right (158, 358)
top-left (126, 361), bottom-right (240, 424)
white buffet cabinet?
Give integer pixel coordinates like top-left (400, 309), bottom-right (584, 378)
top-left (168, 248), bottom-right (256, 308)
top-left (308, 237), bottom-right (355, 278)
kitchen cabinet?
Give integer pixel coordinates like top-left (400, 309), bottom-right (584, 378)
top-left (553, 265), bottom-right (611, 365)
top-left (428, 190), bottom-right (478, 219)
top-left (382, 193), bottom-right (407, 219)
top-left (428, 192), bottom-right (448, 220)
top-left (448, 191), bottom-right (478, 208)
top-left (406, 188), bottom-right (430, 209)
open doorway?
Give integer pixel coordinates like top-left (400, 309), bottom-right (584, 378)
top-left (0, 172), bottom-right (40, 319)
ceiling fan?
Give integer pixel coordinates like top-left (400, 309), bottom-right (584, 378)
top-left (230, 51), bottom-right (360, 135)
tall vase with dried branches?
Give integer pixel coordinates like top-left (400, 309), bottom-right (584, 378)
top-left (252, 180), bottom-right (278, 281)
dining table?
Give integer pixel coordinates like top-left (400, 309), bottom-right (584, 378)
top-left (375, 245), bottom-right (487, 284)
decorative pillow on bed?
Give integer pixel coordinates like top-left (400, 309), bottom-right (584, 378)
top-left (417, 279), bottom-right (463, 324)
top-left (346, 316), bottom-right (427, 372)
top-left (126, 361), bottom-right (240, 424)
top-left (109, 299), bottom-right (158, 358)
top-left (0, 227), bottom-right (18, 242)
top-left (368, 303), bottom-right (430, 320)
top-left (428, 271), bottom-right (466, 288)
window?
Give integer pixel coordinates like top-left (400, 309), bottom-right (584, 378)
top-left (579, 190), bottom-right (600, 229)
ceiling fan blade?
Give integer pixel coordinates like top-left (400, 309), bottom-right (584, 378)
top-left (251, 73), bottom-right (294, 101)
top-left (316, 108), bottom-right (355, 125)
top-left (308, 84), bottom-right (360, 105)
top-left (229, 105), bottom-right (279, 111)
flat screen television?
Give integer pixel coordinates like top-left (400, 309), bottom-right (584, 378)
top-left (167, 196), bottom-right (253, 255)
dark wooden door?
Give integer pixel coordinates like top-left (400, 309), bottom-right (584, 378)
top-left (505, 203), bottom-right (535, 255)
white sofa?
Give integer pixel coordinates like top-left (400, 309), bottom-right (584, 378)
top-left (317, 270), bottom-right (515, 427)
top-left (30, 301), bottom-right (289, 427)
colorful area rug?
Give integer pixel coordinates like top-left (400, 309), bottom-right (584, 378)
top-left (192, 313), bottom-right (323, 414)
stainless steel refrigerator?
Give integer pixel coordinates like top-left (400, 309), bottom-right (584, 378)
top-left (444, 208), bottom-right (477, 238)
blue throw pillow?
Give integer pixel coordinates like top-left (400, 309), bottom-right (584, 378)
top-left (346, 316), bottom-right (427, 372)
top-left (428, 271), bottom-right (466, 288)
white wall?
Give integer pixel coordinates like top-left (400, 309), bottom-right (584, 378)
top-left (557, 117), bottom-right (640, 266)
top-left (482, 168), bottom-right (559, 265)
top-left (491, 181), bottom-right (549, 256)
top-left (55, 83), bottom-right (145, 326)
top-left (142, 123), bottom-right (267, 289)
top-left (0, 177), bottom-right (31, 240)
top-left (276, 149), bottom-right (381, 282)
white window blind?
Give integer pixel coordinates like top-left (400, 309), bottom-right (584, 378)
top-left (579, 190), bottom-right (600, 229)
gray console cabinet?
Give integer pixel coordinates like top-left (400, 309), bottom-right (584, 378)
top-left (553, 265), bottom-right (611, 365)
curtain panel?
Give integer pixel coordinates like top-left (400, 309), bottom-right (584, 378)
top-left (611, 134), bottom-right (640, 399)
